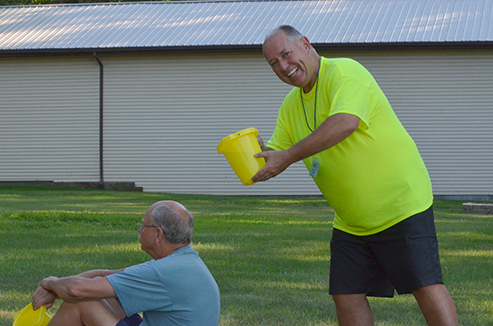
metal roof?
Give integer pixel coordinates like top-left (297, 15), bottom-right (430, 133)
top-left (1, 0), bottom-right (493, 54)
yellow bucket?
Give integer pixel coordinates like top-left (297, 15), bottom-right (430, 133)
top-left (13, 303), bottom-right (51, 326)
top-left (217, 128), bottom-right (265, 186)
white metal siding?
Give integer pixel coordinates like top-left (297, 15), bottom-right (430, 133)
top-left (330, 49), bottom-right (493, 196)
top-left (1, 49), bottom-right (492, 196)
top-left (101, 50), bottom-right (493, 196)
top-left (0, 56), bottom-right (100, 181)
top-left (101, 52), bottom-right (319, 195)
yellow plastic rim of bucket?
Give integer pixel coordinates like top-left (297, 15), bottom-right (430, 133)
top-left (216, 128), bottom-right (259, 154)
top-left (217, 128), bottom-right (265, 186)
top-left (13, 303), bottom-right (51, 326)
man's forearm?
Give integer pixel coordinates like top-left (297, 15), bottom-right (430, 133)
top-left (286, 113), bottom-right (359, 163)
top-left (39, 276), bottom-right (82, 302)
top-left (39, 274), bottom-right (116, 303)
top-left (78, 269), bottom-right (124, 279)
top-left (252, 114), bottom-right (360, 183)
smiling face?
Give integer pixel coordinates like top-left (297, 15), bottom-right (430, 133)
top-left (263, 30), bottom-right (320, 93)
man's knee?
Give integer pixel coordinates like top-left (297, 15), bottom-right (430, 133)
top-left (54, 300), bottom-right (121, 326)
top-left (332, 294), bottom-right (374, 326)
top-left (332, 294), bottom-right (371, 314)
top-left (413, 284), bottom-right (458, 326)
top-left (412, 283), bottom-right (449, 301)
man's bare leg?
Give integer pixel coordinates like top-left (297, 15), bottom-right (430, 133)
top-left (48, 298), bottom-right (124, 326)
top-left (332, 294), bottom-right (374, 326)
top-left (413, 284), bottom-right (458, 326)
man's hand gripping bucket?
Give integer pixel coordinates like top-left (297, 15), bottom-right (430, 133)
top-left (217, 128), bottom-right (266, 186)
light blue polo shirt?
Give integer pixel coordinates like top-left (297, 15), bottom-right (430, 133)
top-left (107, 245), bottom-right (220, 326)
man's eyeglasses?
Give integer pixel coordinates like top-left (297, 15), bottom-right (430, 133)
top-left (137, 223), bottom-right (160, 232)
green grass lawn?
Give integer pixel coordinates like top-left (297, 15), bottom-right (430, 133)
top-left (0, 186), bottom-right (492, 325)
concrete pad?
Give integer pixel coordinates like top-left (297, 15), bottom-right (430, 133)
top-left (462, 202), bottom-right (493, 215)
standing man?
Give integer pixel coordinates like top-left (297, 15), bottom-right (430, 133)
top-left (252, 25), bottom-right (458, 326)
top-left (32, 200), bottom-right (220, 326)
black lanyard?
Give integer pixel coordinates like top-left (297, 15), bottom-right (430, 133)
top-left (300, 62), bottom-right (321, 133)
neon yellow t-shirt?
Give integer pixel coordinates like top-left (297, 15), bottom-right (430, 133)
top-left (267, 57), bottom-right (433, 236)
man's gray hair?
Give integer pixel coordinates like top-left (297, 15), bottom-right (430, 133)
top-left (274, 25), bottom-right (303, 45)
top-left (151, 205), bottom-right (194, 244)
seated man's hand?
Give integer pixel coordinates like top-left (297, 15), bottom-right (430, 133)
top-left (32, 285), bottom-right (57, 310)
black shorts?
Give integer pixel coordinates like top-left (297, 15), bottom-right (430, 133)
top-left (329, 206), bottom-right (443, 297)
top-left (115, 314), bottom-right (143, 326)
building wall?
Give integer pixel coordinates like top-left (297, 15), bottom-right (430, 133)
top-left (101, 52), bottom-right (314, 195)
top-left (0, 56), bottom-right (100, 182)
top-left (349, 49), bottom-right (493, 196)
top-left (0, 49), bottom-right (492, 196)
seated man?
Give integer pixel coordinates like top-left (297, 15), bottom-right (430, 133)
top-left (32, 200), bottom-right (220, 326)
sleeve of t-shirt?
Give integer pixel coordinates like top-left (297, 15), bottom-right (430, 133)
top-left (266, 108), bottom-right (294, 151)
top-left (106, 261), bottom-right (172, 317)
top-left (266, 89), bottom-right (301, 151)
top-left (326, 60), bottom-right (372, 130)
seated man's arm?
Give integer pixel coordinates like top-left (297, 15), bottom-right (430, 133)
top-left (32, 269), bottom-right (124, 310)
top-left (78, 269), bottom-right (124, 279)
top-left (34, 275), bottom-right (116, 306)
